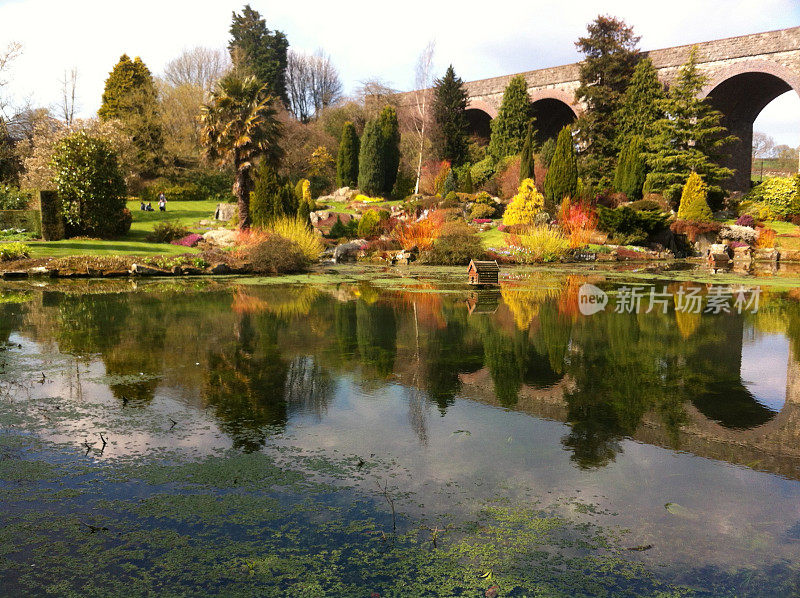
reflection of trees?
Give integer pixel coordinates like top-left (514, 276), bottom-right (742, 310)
top-left (203, 313), bottom-right (288, 452)
top-left (356, 299), bottom-right (397, 379)
top-left (285, 356), bottom-right (333, 420)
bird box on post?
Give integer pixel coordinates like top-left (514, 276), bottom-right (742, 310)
top-left (467, 260), bottom-right (500, 286)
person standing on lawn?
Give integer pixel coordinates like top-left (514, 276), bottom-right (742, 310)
top-left (158, 192), bottom-right (167, 212)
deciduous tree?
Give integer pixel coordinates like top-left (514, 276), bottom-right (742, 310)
top-left (286, 49), bottom-right (343, 122)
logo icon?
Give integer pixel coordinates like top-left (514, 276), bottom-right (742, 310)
top-left (578, 283), bottom-right (608, 316)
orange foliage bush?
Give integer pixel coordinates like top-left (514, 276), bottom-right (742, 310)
top-left (496, 156), bottom-right (521, 199)
top-left (234, 228), bottom-right (272, 257)
top-left (418, 160), bottom-right (447, 196)
top-left (756, 227), bottom-right (776, 249)
top-left (394, 215), bottom-right (442, 250)
top-left (433, 161), bottom-right (451, 196)
top-left (557, 197), bottom-right (598, 248)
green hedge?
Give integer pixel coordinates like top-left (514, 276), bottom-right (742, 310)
top-left (0, 210), bottom-right (42, 237)
top-left (141, 182), bottom-right (205, 203)
top-left (38, 190), bottom-right (65, 241)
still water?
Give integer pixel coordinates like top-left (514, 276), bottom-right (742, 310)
top-left (1, 270), bottom-right (800, 596)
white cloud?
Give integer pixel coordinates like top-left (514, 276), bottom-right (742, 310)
top-left (1, 0), bottom-right (799, 142)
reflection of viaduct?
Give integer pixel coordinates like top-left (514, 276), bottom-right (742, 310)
top-left (397, 27), bottom-right (800, 193)
top-left (457, 349), bottom-right (800, 480)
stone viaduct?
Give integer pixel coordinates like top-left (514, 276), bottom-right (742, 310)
top-left (398, 26), bottom-right (800, 193)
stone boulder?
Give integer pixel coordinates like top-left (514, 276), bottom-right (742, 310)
top-left (203, 229), bottom-right (237, 248)
top-left (333, 240), bottom-right (366, 263)
top-left (214, 203), bottom-right (237, 221)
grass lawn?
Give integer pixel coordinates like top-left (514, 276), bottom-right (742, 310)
top-left (26, 200), bottom-right (222, 258)
top-left (478, 224), bottom-right (508, 250)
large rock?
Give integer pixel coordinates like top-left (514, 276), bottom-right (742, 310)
top-left (333, 240), bottom-right (366, 263)
top-left (214, 203), bottom-right (237, 221)
top-left (203, 229), bottom-right (237, 248)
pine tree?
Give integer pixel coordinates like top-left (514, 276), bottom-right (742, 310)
top-left (251, 160), bottom-right (282, 227)
top-left (336, 121), bottom-right (359, 188)
top-left (544, 126), bottom-right (578, 207)
top-left (677, 172), bottom-right (713, 222)
top-left (229, 4), bottom-right (289, 104)
top-left (488, 75), bottom-right (531, 160)
top-left (432, 65), bottom-right (469, 166)
top-left (574, 15), bottom-right (641, 182)
top-left (519, 120), bottom-right (536, 182)
top-left (98, 54), bottom-right (164, 174)
top-left (281, 182), bottom-right (297, 215)
top-left (616, 58), bottom-right (666, 145)
top-left (442, 169), bottom-right (457, 196)
top-left (644, 46), bottom-right (736, 207)
top-left (613, 135), bottom-right (647, 200)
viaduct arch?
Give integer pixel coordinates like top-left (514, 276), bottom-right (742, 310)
top-left (397, 26), bottom-right (800, 194)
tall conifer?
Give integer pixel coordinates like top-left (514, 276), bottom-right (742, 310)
top-left (544, 126), bottom-right (578, 206)
top-left (488, 75), bottom-right (531, 160)
top-left (336, 121), bottom-right (359, 188)
top-left (432, 65), bottom-right (469, 166)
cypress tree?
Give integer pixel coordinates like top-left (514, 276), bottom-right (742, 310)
top-left (297, 196), bottom-right (311, 224)
top-left (358, 106), bottom-right (400, 196)
top-left (574, 16), bottom-right (641, 182)
top-left (379, 106), bottom-right (400, 195)
top-left (677, 172), bottom-right (713, 222)
top-left (251, 160), bottom-right (282, 227)
top-left (613, 135), bottom-right (647, 200)
top-left (228, 4), bottom-right (289, 104)
top-left (519, 120), bottom-right (536, 182)
top-left (98, 54), bottom-right (164, 174)
top-left (432, 65), bottom-right (469, 166)
top-left (544, 126), bottom-right (578, 206)
top-left (644, 46), bottom-right (736, 207)
top-left (616, 58), bottom-right (666, 146)
top-left (336, 121), bottom-right (359, 188)
top-left (462, 169), bottom-right (474, 193)
top-left (488, 75), bottom-right (531, 160)
top-left (281, 182), bottom-right (298, 216)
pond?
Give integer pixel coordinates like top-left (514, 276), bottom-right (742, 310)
top-left (1, 267), bottom-right (800, 596)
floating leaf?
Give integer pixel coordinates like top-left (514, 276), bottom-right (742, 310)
top-left (453, 430), bottom-right (471, 436)
top-left (665, 502), bottom-right (689, 516)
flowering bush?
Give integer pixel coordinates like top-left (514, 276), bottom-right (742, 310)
top-left (735, 214), bottom-right (756, 228)
top-left (171, 233), bottom-right (204, 248)
top-left (728, 241), bottom-right (748, 249)
top-left (719, 225), bottom-right (758, 245)
top-left (506, 226), bottom-right (570, 263)
top-left (472, 218), bottom-right (493, 224)
top-left (0, 242), bottom-right (30, 261)
top-left (502, 179), bottom-right (544, 226)
top-left (354, 194), bottom-right (383, 203)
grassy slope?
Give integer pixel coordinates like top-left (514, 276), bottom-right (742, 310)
top-left (26, 200), bottom-right (221, 258)
top-left (478, 223), bottom-right (508, 250)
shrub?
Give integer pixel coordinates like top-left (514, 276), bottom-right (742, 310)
top-left (358, 209), bottom-right (383, 238)
top-left (354, 194), bottom-right (383, 203)
top-left (0, 186), bottom-right (30, 210)
top-left (506, 226), bottom-right (570, 263)
top-left (171, 233), bottom-right (204, 247)
top-left (267, 216), bottom-right (324, 261)
top-left (50, 131), bottom-right (126, 238)
top-left (0, 242), bottom-right (30, 261)
top-left (756, 227), bottom-right (776, 249)
top-left (627, 199), bottom-right (662, 211)
top-left (114, 208), bottom-right (133, 236)
top-left (442, 169), bottom-right (457, 196)
top-left (470, 158), bottom-right (495, 189)
top-left (422, 229), bottom-right (485, 265)
top-left (670, 219), bottom-right (722, 242)
top-left (249, 235), bottom-right (309, 274)
top-left (503, 179), bottom-right (544, 226)
top-left (597, 206), bottom-right (669, 246)
top-left (735, 214), bottom-right (756, 228)
top-left (470, 203), bottom-right (496, 220)
top-left (362, 238), bottom-right (401, 254)
top-left (394, 217), bottom-right (442, 251)
top-left (745, 176), bottom-right (800, 218)
top-left (496, 155), bottom-right (522, 199)
top-left (677, 172), bottom-right (713, 222)
top-left (329, 216), bottom-right (358, 239)
top-left (441, 191), bottom-right (460, 207)
top-left (558, 197), bottom-right (598, 248)
top-left (719, 225), bottom-right (758, 245)
top-left (146, 222), bottom-right (189, 243)
top-left (433, 161), bottom-right (451, 196)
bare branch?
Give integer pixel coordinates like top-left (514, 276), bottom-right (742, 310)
top-left (58, 68), bottom-right (78, 126)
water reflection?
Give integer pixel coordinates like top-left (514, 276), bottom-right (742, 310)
top-left (3, 275), bottom-right (800, 472)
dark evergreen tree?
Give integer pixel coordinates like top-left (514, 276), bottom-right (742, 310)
top-left (229, 4), bottom-right (289, 105)
top-left (358, 106), bottom-right (400, 196)
top-left (540, 137), bottom-right (556, 168)
top-left (488, 75), bottom-right (531, 160)
top-left (281, 182), bottom-right (298, 215)
top-left (519, 120), bottom-right (536, 182)
top-left (0, 120), bottom-right (19, 184)
top-left (432, 65), bottom-right (469, 166)
top-left (616, 58), bottom-right (666, 146)
top-left (544, 126), bottom-right (578, 206)
top-left (251, 160), bottom-right (282, 227)
top-left (462, 168), bottom-right (474, 193)
top-left (297, 195), bottom-right (311, 223)
top-left (574, 15), bottom-right (641, 182)
top-left (335, 121), bottom-right (359, 188)
top-left (644, 46), bottom-right (736, 207)
top-left (98, 54), bottom-right (164, 174)
top-left (613, 135), bottom-right (647, 200)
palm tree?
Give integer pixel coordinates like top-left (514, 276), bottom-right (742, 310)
top-left (200, 73), bottom-right (283, 229)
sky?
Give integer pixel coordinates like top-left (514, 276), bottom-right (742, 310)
top-left (1, 0), bottom-right (800, 145)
